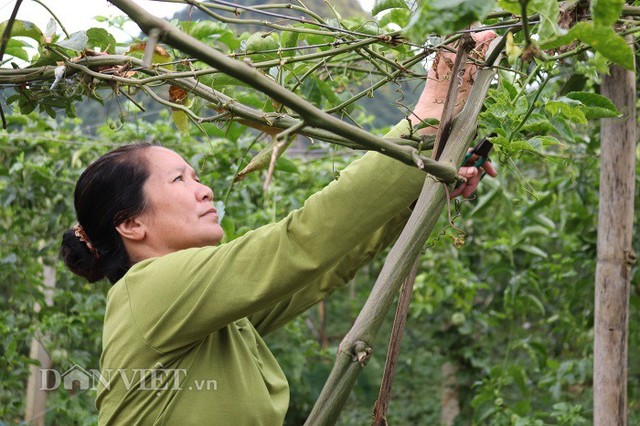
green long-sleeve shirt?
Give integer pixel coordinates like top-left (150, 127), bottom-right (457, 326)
top-left (96, 122), bottom-right (426, 425)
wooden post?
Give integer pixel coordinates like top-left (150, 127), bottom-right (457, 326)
top-left (440, 361), bottom-right (460, 426)
top-left (593, 39), bottom-right (637, 426)
top-left (24, 265), bottom-right (56, 425)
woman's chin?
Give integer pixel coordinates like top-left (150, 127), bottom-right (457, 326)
top-left (207, 226), bottom-right (225, 246)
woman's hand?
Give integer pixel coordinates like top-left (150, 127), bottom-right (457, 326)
top-left (408, 31), bottom-right (498, 200)
top-left (449, 155), bottom-right (497, 199)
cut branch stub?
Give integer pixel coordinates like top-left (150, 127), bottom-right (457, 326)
top-left (352, 341), bottom-right (373, 366)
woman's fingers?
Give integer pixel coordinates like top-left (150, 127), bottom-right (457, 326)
top-left (449, 159), bottom-right (497, 199)
top-left (449, 167), bottom-right (477, 198)
top-left (449, 186), bottom-right (464, 199)
top-left (481, 160), bottom-right (497, 177)
top-left (458, 166), bottom-right (479, 179)
top-left (462, 174), bottom-right (482, 198)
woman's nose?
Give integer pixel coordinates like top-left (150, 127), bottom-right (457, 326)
top-left (196, 182), bottom-right (214, 201)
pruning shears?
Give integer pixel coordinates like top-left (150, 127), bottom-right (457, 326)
top-left (462, 135), bottom-right (494, 169)
top-left (455, 135), bottom-right (494, 188)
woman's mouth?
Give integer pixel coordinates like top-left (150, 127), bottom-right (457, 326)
top-left (201, 208), bottom-right (218, 220)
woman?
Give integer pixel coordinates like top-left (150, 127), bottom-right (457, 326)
top-left (61, 33), bottom-right (496, 425)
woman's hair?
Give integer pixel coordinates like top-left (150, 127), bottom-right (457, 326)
top-left (60, 143), bottom-right (156, 284)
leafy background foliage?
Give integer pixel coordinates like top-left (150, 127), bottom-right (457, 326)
top-left (1, 0), bottom-right (639, 424)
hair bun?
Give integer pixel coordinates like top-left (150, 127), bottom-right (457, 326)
top-left (60, 228), bottom-right (106, 283)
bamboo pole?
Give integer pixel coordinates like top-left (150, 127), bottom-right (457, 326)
top-left (593, 38), bottom-right (637, 425)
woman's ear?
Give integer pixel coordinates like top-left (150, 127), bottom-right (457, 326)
top-left (115, 217), bottom-right (146, 242)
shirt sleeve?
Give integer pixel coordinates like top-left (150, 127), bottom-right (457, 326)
top-left (123, 120), bottom-right (427, 353)
top-left (247, 208), bottom-right (412, 336)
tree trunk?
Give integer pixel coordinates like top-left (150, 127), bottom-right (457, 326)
top-left (593, 39), bottom-right (637, 426)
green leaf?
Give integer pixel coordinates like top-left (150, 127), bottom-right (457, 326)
top-left (275, 157), bottom-right (299, 174)
top-left (235, 138), bottom-right (294, 181)
top-left (182, 21), bottom-right (239, 51)
top-left (525, 294), bottom-right (546, 315)
top-left (521, 225), bottom-right (551, 237)
top-left (550, 116), bottom-right (574, 141)
top-left (518, 244), bottom-right (548, 258)
top-left (172, 110), bottom-right (190, 134)
top-left (220, 216), bottom-right (236, 243)
top-left (204, 73), bottom-right (249, 89)
top-left (513, 400), bottom-right (533, 417)
top-left (510, 140), bottom-right (538, 152)
top-left (591, 0), bottom-right (624, 27)
top-left (5, 39), bottom-right (29, 61)
top-left (0, 20), bottom-right (44, 45)
top-left (372, 0), bottom-right (409, 16)
top-left (498, 0), bottom-right (559, 40)
top-left (528, 136), bottom-right (561, 150)
top-left (412, 117), bottom-right (440, 133)
top-left (281, 31), bottom-right (300, 58)
top-left (520, 114), bottom-right (556, 134)
top-left (18, 96), bottom-right (36, 115)
top-left (509, 365), bottom-right (530, 396)
top-left (378, 8), bottom-right (411, 29)
top-left (574, 24), bottom-right (634, 71)
top-left (531, 0), bottom-right (560, 40)
top-left (542, 22), bottom-right (634, 70)
top-left (301, 77), bottom-right (322, 105)
top-left (5, 94), bottom-right (21, 105)
top-left (86, 28), bottom-right (117, 53)
top-left (245, 32), bottom-right (279, 63)
top-left (216, 32), bottom-right (241, 51)
top-left (547, 94), bottom-right (615, 123)
top-left (469, 183), bottom-right (502, 216)
top-left (539, 29), bottom-right (575, 51)
top-left (487, 134), bottom-right (510, 149)
top-left (545, 99), bottom-right (587, 124)
top-left (405, 0), bottom-right (495, 39)
top-left (534, 214), bottom-right (555, 229)
top-left (55, 31), bottom-right (88, 51)
top-left (566, 91), bottom-right (619, 119)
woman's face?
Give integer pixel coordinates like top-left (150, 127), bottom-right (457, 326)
top-left (135, 147), bottom-right (224, 255)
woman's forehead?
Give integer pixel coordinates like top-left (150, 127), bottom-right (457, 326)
top-left (146, 146), bottom-right (188, 169)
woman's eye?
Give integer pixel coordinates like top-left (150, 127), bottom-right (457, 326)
top-left (173, 175), bottom-right (183, 182)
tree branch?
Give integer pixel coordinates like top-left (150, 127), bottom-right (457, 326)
top-left (0, 55), bottom-right (433, 158)
top-left (0, 0), bottom-right (24, 63)
top-left (108, 0), bottom-right (458, 181)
